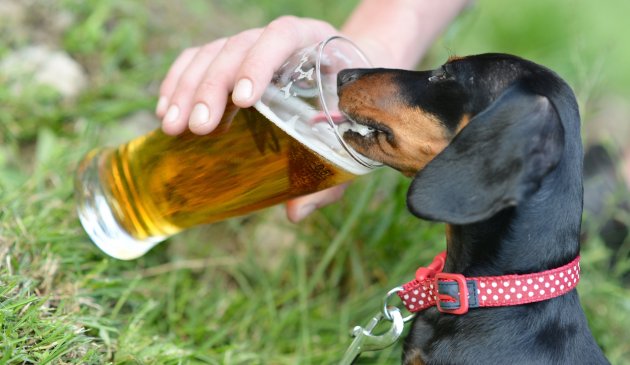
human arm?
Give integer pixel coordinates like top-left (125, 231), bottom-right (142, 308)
top-left (342, 0), bottom-right (469, 69)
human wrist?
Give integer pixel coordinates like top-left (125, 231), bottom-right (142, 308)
top-left (340, 0), bottom-right (471, 69)
top-left (343, 36), bottom-right (395, 68)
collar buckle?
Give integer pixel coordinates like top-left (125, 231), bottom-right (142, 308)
top-left (435, 272), bottom-right (470, 315)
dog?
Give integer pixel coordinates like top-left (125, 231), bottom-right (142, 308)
top-left (337, 54), bottom-right (610, 364)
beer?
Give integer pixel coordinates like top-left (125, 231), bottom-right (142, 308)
top-left (96, 106), bottom-right (360, 239)
top-left (75, 99), bottom-right (373, 258)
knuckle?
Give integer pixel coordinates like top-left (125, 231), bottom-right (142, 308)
top-left (174, 75), bottom-right (200, 95)
top-left (266, 16), bottom-right (300, 40)
top-left (159, 81), bottom-right (172, 96)
top-left (198, 42), bottom-right (218, 55)
top-left (181, 47), bottom-right (199, 58)
top-left (197, 39), bottom-right (228, 58)
top-left (238, 28), bottom-right (263, 41)
top-left (221, 29), bottom-right (260, 54)
top-left (222, 34), bottom-right (251, 53)
top-left (271, 15), bottom-right (299, 27)
top-left (161, 76), bottom-right (181, 96)
top-left (196, 78), bottom-right (224, 96)
top-left (240, 57), bottom-right (267, 78)
top-left (312, 19), bottom-right (337, 35)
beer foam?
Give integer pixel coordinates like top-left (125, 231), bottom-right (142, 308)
top-left (254, 94), bottom-right (374, 176)
top-left (336, 122), bottom-right (375, 137)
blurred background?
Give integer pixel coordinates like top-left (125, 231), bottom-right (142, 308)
top-left (1, 0), bottom-right (629, 363)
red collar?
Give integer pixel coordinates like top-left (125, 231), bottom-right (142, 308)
top-left (397, 251), bottom-right (580, 315)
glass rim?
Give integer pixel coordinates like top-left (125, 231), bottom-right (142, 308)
top-left (316, 35), bottom-right (383, 169)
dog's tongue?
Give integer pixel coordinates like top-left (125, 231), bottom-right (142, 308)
top-left (310, 111), bottom-right (346, 125)
top-left (311, 111), bottom-right (377, 138)
top-left (307, 111), bottom-right (382, 168)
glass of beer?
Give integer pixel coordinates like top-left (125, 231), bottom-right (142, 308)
top-left (74, 36), bottom-right (379, 260)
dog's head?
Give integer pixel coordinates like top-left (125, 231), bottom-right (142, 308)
top-left (338, 54), bottom-right (579, 224)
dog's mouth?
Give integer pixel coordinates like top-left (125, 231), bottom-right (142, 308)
top-left (337, 111), bottom-right (395, 150)
top-left (336, 106), bottom-right (442, 177)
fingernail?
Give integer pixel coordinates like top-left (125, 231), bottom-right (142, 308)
top-left (233, 78), bottom-right (253, 102)
top-left (189, 103), bottom-right (210, 128)
top-left (156, 96), bottom-right (169, 116)
top-left (163, 104), bottom-right (180, 125)
top-left (295, 204), bottom-right (316, 221)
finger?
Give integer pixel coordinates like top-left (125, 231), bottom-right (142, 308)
top-left (187, 28), bottom-right (263, 134)
top-left (156, 47), bottom-right (199, 118)
top-left (161, 39), bottom-right (227, 135)
top-left (232, 16), bottom-right (337, 107)
top-left (285, 184), bottom-right (349, 222)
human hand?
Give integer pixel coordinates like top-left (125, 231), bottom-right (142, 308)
top-left (156, 16), bottom-right (338, 135)
top-left (155, 16), bottom-right (350, 222)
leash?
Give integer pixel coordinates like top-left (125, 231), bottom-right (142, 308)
top-left (338, 251), bottom-right (581, 364)
top-left (338, 306), bottom-right (406, 365)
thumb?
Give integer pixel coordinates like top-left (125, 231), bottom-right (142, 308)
top-left (285, 184), bottom-right (349, 222)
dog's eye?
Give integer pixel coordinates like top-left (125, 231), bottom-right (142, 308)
top-left (428, 66), bottom-right (453, 83)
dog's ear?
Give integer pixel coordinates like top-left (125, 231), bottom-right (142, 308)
top-left (407, 83), bottom-right (564, 224)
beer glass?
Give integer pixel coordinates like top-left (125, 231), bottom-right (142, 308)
top-left (75, 36), bottom-right (378, 260)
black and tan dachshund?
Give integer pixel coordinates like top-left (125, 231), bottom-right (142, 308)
top-left (337, 54), bottom-right (610, 364)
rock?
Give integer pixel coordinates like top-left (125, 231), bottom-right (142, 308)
top-left (0, 0), bottom-right (74, 45)
top-left (0, 0), bottom-right (26, 26)
top-left (0, 45), bottom-right (88, 100)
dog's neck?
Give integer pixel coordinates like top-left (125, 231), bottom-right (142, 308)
top-left (444, 159), bottom-right (583, 277)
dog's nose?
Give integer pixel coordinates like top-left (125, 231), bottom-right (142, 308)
top-left (337, 68), bottom-right (371, 89)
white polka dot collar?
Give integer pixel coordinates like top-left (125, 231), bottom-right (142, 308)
top-left (397, 251), bottom-right (581, 315)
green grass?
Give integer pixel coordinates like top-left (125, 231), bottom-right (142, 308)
top-left (1, 0), bottom-right (630, 364)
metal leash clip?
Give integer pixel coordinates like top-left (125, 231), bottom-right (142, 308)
top-left (338, 306), bottom-right (405, 365)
